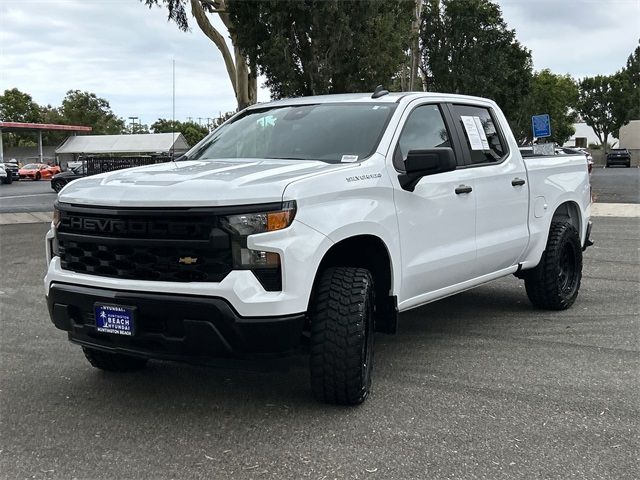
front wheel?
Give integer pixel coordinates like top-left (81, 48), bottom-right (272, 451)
top-left (34, 172), bottom-right (41, 181)
top-left (52, 180), bottom-right (65, 192)
top-left (524, 221), bottom-right (582, 310)
top-left (82, 347), bottom-right (148, 372)
top-left (309, 267), bottom-right (375, 405)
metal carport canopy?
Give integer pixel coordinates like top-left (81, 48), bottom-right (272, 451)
top-left (56, 132), bottom-right (189, 154)
top-left (0, 121), bottom-right (92, 163)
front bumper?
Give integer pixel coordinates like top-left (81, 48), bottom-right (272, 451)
top-left (47, 283), bottom-right (306, 361)
top-left (45, 218), bottom-right (333, 317)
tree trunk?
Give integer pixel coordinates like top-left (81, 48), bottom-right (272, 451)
top-left (409, 0), bottom-right (423, 91)
top-left (190, 0), bottom-right (257, 111)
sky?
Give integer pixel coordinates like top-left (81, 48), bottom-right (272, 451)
top-left (0, 0), bottom-right (638, 127)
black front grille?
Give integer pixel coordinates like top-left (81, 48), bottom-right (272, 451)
top-left (56, 205), bottom-right (234, 283)
top-left (58, 238), bottom-right (232, 282)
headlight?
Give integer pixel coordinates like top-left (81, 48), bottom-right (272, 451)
top-left (220, 201), bottom-right (296, 236)
top-left (219, 201), bottom-right (296, 291)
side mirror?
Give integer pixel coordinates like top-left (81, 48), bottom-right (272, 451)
top-left (398, 148), bottom-right (457, 191)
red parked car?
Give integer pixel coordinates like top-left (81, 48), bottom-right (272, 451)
top-left (18, 163), bottom-right (61, 180)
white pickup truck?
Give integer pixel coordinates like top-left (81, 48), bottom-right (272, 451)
top-left (45, 90), bottom-right (592, 405)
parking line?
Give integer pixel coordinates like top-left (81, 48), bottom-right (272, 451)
top-left (0, 193), bottom-right (56, 199)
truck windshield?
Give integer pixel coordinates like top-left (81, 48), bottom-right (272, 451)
top-left (189, 103), bottom-right (397, 163)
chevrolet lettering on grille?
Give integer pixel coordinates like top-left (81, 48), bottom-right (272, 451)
top-left (63, 216), bottom-right (203, 237)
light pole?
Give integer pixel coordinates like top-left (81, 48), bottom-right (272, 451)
top-left (128, 116), bottom-right (139, 133)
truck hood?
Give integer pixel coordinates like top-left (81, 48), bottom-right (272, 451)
top-left (58, 159), bottom-right (355, 207)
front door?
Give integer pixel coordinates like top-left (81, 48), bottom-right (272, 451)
top-left (389, 103), bottom-right (477, 309)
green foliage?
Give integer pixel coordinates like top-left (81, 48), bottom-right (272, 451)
top-left (578, 73), bottom-right (633, 152)
top-left (151, 118), bottom-right (209, 147)
top-left (227, 0), bottom-right (414, 98)
top-left (621, 40), bottom-right (639, 119)
top-left (420, 0), bottom-right (532, 119)
top-left (511, 69), bottom-right (579, 145)
top-left (60, 90), bottom-right (125, 134)
top-left (0, 88), bottom-right (41, 123)
top-left (141, 0), bottom-right (190, 31)
top-left (0, 88), bottom-right (43, 147)
top-left (122, 122), bottom-right (150, 134)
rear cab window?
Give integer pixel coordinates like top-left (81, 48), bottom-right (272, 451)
top-left (451, 104), bottom-right (508, 165)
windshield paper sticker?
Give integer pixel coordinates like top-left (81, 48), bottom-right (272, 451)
top-left (341, 155), bottom-right (359, 163)
top-left (460, 115), bottom-right (485, 151)
top-left (472, 116), bottom-right (490, 150)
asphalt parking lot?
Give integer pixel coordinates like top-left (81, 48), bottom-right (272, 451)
top-left (0, 179), bottom-right (57, 213)
top-left (0, 216), bottom-right (638, 479)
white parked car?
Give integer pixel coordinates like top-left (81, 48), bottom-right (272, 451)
top-left (45, 90), bottom-right (592, 404)
top-left (0, 163), bottom-right (12, 184)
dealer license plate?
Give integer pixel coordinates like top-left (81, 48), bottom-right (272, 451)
top-left (94, 304), bottom-right (136, 336)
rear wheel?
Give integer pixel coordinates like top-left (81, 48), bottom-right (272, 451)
top-left (82, 347), bottom-right (148, 372)
top-left (524, 221), bottom-right (582, 310)
top-left (309, 267), bottom-right (375, 405)
top-left (1, 175), bottom-right (11, 184)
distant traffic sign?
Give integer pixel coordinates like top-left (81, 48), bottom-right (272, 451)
top-left (532, 114), bottom-right (551, 138)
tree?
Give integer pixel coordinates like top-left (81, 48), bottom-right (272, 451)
top-left (420, 0), bottom-right (532, 119)
top-left (621, 40), bottom-right (640, 119)
top-left (59, 90), bottom-right (125, 134)
top-left (577, 73), bottom-right (633, 153)
top-left (227, 0), bottom-right (414, 99)
top-left (151, 118), bottom-right (209, 147)
top-left (0, 88), bottom-right (41, 123)
top-left (122, 122), bottom-right (150, 134)
top-left (511, 69), bottom-right (579, 145)
top-left (142, 0), bottom-right (257, 110)
top-left (0, 88), bottom-right (43, 147)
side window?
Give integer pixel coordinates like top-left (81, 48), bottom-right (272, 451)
top-left (452, 105), bottom-right (506, 164)
top-left (394, 104), bottom-right (450, 170)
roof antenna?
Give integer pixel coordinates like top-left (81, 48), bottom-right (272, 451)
top-left (372, 85), bottom-right (389, 99)
top-left (171, 58), bottom-right (177, 165)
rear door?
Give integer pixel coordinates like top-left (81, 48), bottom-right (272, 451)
top-left (447, 103), bottom-right (529, 276)
top-left (389, 102), bottom-right (477, 308)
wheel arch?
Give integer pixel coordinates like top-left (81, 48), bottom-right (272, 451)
top-left (308, 234), bottom-right (398, 334)
top-left (551, 200), bottom-right (582, 241)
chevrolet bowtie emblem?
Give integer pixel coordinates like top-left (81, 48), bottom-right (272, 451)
top-left (178, 256), bottom-right (198, 265)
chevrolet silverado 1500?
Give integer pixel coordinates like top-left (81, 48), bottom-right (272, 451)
top-left (45, 90), bottom-right (592, 405)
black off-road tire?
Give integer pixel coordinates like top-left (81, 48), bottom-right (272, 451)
top-left (309, 267), bottom-right (375, 405)
top-left (82, 347), bottom-right (148, 372)
top-left (524, 221), bottom-right (582, 310)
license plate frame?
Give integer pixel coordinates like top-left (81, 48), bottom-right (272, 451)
top-left (94, 304), bottom-right (136, 336)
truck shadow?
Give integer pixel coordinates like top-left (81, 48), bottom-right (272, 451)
top-left (53, 280), bottom-right (536, 416)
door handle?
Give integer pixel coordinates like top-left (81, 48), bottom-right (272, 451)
top-left (455, 185), bottom-right (473, 194)
top-left (511, 178), bottom-right (526, 186)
